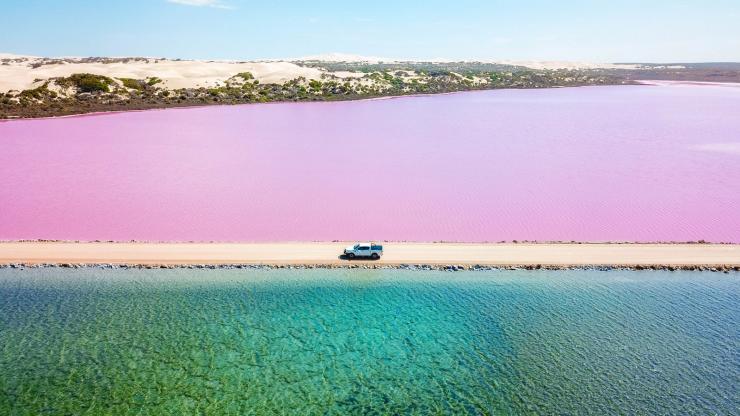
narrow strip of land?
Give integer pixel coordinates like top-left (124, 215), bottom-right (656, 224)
top-left (0, 242), bottom-right (738, 267)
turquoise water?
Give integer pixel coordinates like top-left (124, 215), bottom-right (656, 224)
top-left (0, 269), bottom-right (737, 415)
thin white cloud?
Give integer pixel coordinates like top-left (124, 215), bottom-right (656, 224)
top-left (166, 0), bottom-right (233, 9)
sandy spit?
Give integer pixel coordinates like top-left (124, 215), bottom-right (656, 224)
top-left (0, 242), bottom-right (738, 268)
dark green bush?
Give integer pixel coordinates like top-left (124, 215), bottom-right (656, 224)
top-left (62, 73), bottom-right (114, 93)
top-left (19, 83), bottom-right (57, 99)
top-left (235, 72), bottom-right (254, 80)
top-left (119, 78), bottom-right (145, 90)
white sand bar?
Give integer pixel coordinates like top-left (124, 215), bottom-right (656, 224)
top-left (0, 242), bottom-right (738, 267)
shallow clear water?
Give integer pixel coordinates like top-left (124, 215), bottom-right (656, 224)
top-left (1, 84), bottom-right (739, 242)
top-left (0, 269), bottom-right (737, 414)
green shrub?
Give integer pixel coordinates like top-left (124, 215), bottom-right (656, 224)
top-left (428, 70), bottom-right (451, 77)
top-left (390, 77), bottom-right (404, 89)
top-left (119, 78), bottom-right (145, 90)
top-left (19, 83), bottom-right (57, 99)
top-left (235, 72), bottom-right (254, 80)
top-left (62, 73), bottom-right (114, 93)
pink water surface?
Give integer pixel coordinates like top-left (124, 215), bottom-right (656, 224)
top-left (1, 84), bottom-right (739, 242)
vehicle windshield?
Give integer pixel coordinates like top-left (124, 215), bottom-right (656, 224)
top-left (353, 244), bottom-right (359, 249)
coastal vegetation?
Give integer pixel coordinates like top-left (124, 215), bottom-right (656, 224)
top-left (2, 59), bottom-right (739, 119)
top-left (0, 64), bottom-right (628, 118)
top-left (58, 73), bottom-right (114, 93)
top-left (118, 77), bottom-right (145, 90)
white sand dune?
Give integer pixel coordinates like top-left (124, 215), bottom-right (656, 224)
top-left (1, 52), bottom-right (642, 93)
top-left (295, 53), bottom-right (397, 63)
top-left (295, 54), bottom-right (639, 70)
top-left (0, 56), bottom-right (362, 92)
top-left (494, 60), bottom-right (639, 70)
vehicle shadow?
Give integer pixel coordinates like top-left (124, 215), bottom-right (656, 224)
top-left (337, 254), bottom-right (381, 261)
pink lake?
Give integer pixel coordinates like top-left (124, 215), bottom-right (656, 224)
top-left (1, 84), bottom-right (739, 242)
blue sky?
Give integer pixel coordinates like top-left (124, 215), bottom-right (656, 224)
top-left (1, 0), bottom-right (738, 62)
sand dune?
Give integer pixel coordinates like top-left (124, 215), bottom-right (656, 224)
top-left (0, 56), bottom-right (361, 92)
top-left (296, 54), bottom-right (640, 70)
top-left (0, 53), bottom-right (640, 93)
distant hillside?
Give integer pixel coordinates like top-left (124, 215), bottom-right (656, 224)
top-left (606, 62), bottom-right (740, 83)
top-left (616, 62), bottom-right (740, 70)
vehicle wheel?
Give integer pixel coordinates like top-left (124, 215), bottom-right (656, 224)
top-left (371, 253), bottom-right (379, 260)
top-left (347, 253), bottom-right (355, 259)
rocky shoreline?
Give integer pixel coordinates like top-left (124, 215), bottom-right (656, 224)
top-left (1, 263), bottom-right (737, 273)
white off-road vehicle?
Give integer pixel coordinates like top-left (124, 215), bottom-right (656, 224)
top-left (343, 243), bottom-right (383, 259)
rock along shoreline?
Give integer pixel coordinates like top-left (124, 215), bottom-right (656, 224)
top-left (1, 263), bottom-right (738, 273)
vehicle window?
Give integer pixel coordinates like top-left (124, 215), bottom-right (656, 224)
top-left (359, 246), bottom-right (369, 250)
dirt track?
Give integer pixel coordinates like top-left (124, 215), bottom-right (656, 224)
top-left (0, 242), bottom-right (738, 267)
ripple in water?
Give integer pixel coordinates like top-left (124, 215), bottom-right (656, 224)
top-left (0, 269), bottom-right (738, 414)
